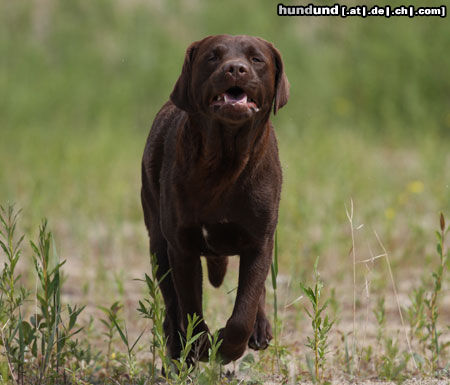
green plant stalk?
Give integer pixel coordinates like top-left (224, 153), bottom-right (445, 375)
top-left (344, 334), bottom-right (352, 375)
top-left (29, 219), bottom-right (84, 383)
top-left (426, 213), bottom-right (447, 371)
top-left (109, 308), bottom-right (145, 380)
top-left (172, 313), bottom-right (204, 384)
top-left (270, 230), bottom-right (279, 371)
top-left (202, 330), bottom-right (223, 384)
top-left (0, 206), bottom-right (29, 384)
top-left (301, 257), bottom-right (334, 383)
top-left (314, 316), bottom-right (319, 381)
top-left (99, 301), bottom-right (122, 370)
top-left (138, 255), bottom-right (172, 381)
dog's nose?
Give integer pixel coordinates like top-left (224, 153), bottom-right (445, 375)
top-left (223, 60), bottom-right (249, 79)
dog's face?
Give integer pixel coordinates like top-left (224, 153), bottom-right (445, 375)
top-left (170, 35), bottom-right (289, 123)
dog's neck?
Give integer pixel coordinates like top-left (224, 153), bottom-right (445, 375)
top-left (176, 111), bottom-right (272, 198)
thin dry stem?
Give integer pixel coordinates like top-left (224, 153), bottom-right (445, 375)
top-left (280, 276), bottom-right (292, 336)
top-left (356, 253), bottom-right (386, 264)
top-left (359, 261), bottom-right (372, 369)
top-left (345, 198), bottom-right (357, 365)
top-left (284, 295), bottom-right (303, 308)
top-left (374, 230), bottom-right (418, 370)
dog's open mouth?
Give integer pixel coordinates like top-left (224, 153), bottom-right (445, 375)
top-left (211, 87), bottom-right (259, 112)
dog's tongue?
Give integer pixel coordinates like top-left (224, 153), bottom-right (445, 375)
top-left (224, 92), bottom-right (247, 104)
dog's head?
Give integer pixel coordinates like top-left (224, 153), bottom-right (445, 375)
top-left (170, 35), bottom-right (289, 123)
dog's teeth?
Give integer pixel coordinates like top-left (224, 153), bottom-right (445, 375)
top-left (224, 94), bottom-right (247, 104)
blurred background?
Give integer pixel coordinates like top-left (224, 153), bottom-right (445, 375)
top-left (0, 0), bottom-right (449, 311)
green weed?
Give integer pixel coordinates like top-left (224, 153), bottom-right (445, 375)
top-left (197, 330), bottom-right (223, 385)
top-left (269, 229), bottom-right (290, 379)
top-left (374, 297), bottom-right (386, 355)
top-left (378, 337), bottom-right (410, 383)
top-left (1, 3), bottom-right (449, 380)
top-left (300, 257), bottom-right (334, 384)
top-left (99, 301), bottom-right (122, 371)
top-left (423, 213), bottom-right (448, 372)
top-left (0, 206), bottom-right (85, 384)
top-left (137, 254), bottom-right (172, 381)
top-left (108, 305), bottom-right (145, 381)
top-left (0, 205), bottom-right (29, 383)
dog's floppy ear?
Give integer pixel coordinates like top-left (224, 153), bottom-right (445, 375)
top-left (170, 41), bottom-right (200, 113)
top-left (269, 43), bottom-right (289, 115)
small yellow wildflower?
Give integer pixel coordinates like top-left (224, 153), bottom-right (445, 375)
top-left (407, 180), bottom-right (424, 194)
top-left (385, 207), bottom-right (396, 220)
top-left (111, 352), bottom-right (116, 360)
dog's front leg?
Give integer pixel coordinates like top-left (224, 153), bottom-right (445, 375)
top-left (167, 245), bottom-right (210, 361)
top-left (218, 241), bottom-right (273, 363)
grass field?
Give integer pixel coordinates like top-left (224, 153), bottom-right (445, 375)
top-left (0, 0), bottom-right (449, 383)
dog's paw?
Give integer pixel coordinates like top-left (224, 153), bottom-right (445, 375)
top-left (216, 327), bottom-right (247, 365)
top-left (248, 313), bottom-right (272, 350)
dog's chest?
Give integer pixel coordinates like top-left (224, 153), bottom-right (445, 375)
top-left (199, 221), bottom-right (250, 256)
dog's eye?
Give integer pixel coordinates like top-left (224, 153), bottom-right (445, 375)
top-left (251, 57), bottom-right (263, 63)
top-left (208, 55), bottom-right (219, 62)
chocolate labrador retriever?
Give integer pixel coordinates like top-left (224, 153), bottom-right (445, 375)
top-left (141, 34), bottom-right (289, 364)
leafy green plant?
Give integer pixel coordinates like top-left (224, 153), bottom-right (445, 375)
top-left (374, 297), bottom-right (386, 352)
top-left (171, 313), bottom-right (205, 384)
top-left (405, 287), bottom-right (426, 344)
top-left (0, 206), bottom-right (85, 384)
top-left (402, 213), bottom-right (449, 374)
top-left (0, 205), bottom-right (29, 383)
top-left (372, 294), bottom-right (411, 382)
top-left (99, 301), bottom-right (122, 370)
top-left (106, 302), bottom-right (145, 381)
top-left (266, 231), bottom-right (291, 381)
top-left (197, 330), bottom-right (223, 385)
top-left (300, 257), bottom-right (334, 384)
top-left (137, 254), bottom-right (171, 382)
top-left (404, 287), bottom-right (426, 370)
top-left (138, 258), bottom-right (216, 384)
top-left (378, 337), bottom-right (410, 383)
top-left (422, 213), bottom-right (449, 372)
top-left (341, 332), bottom-right (353, 376)
top-left (30, 220), bottom-right (85, 383)
top-left (270, 230), bottom-right (285, 373)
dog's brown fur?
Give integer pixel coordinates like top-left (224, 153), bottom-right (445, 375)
top-left (141, 34), bottom-right (289, 364)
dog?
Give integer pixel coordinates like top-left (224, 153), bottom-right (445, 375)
top-left (141, 34), bottom-right (289, 364)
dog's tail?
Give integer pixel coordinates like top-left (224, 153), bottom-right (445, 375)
top-left (206, 257), bottom-right (228, 288)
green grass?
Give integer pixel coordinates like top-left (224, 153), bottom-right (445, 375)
top-left (0, 0), bottom-right (449, 383)
top-left (0, 208), bottom-right (447, 383)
